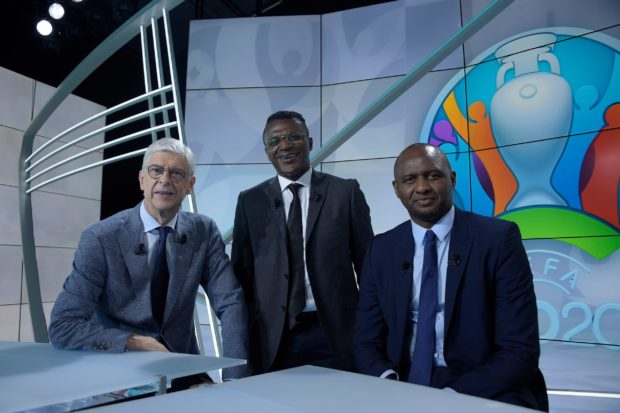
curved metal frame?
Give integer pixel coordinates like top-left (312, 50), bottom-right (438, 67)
top-left (19, 0), bottom-right (187, 343)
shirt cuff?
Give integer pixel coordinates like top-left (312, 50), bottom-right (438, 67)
top-left (380, 369), bottom-right (399, 380)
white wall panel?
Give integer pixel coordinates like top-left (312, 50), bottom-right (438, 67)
top-left (321, 159), bottom-right (409, 235)
top-left (462, 0), bottom-right (620, 63)
top-left (20, 247), bottom-right (75, 304)
top-left (0, 186), bottom-right (21, 245)
top-left (0, 246), bottom-right (22, 306)
top-left (186, 87), bottom-right (321, 164)
top-left (194, 163), bottom-right (275, 233)
top-left (402, 0), bottom-right (464, 71)
top-left (32, 82), bottom-right (106, 149)
top-left (322, 0), bottom-right (462, 85)
top-left (18, 302), bottom-right (54, 342)
top-left (29, 136), bottom-right (103, 200)
top-left (0, 126), bottom-right (23, 187)
top-left (0, 67), bottom-right (33, 131)
top-left (188, 15), bottom-right (320, 89)
top-left (0, 65), bottom-right (103, 344)
top-left (0, 305), bottom-right (20, 341)
top-left (322, 69), bottom-right (461, 162)
top-left (31, 192), bottom-right (100, 249)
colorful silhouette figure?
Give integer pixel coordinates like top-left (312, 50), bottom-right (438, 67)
top-left (580, 103), bottom-right (620, 229)
top-left (443, 92), bottom-right (518, 215)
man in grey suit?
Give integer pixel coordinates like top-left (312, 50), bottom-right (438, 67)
top-left (49, 137), bottom-right (249, 382)
top-left (232, 111), bottom-right (373, 374)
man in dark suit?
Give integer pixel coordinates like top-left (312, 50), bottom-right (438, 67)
top-left (49, 137), bottom-right (249, 381)
top-left (353, 143), bottom-right (548, 411)
top-left (232, 110), bottom-right (373, 374)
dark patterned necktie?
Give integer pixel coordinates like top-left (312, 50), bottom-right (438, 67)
top-left (286, 183), bottom-right (305, 329)
top-left (409, 230), bottom-right (438, 385)
top-left (151, 226), bottom-right (172, 326)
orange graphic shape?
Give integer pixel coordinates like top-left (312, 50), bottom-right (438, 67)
top-left (442, 92), bottom-right (518, 215)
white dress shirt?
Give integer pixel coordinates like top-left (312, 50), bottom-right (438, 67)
top-left (381, 205), bottom-right (455, 380)
top-left (277, 168), bottom-right (316, 312)
top-left (409, 205), bottom-right (455, 368)
top-left (139, 202), bottom-right (178, 266)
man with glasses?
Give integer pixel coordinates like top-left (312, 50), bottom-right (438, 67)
top-left (232, 111), bottom-right (373, 374)
top-left (49, 137), bottom-right (249, 384)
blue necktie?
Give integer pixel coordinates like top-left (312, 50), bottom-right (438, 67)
top-left (409, 230), bottom-right (438, 385)
top-left (286, 183), bottom-right (305, 329)
top-left (151, 226), bottom-right (172, 326)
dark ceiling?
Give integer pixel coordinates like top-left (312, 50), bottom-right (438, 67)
top-left (1, 0), bottom-right (392, 108)
top-left (1, 0), bottom-right (391, 217)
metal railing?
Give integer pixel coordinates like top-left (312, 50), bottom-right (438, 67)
top-left (16, 0), bottom-right (224, 353)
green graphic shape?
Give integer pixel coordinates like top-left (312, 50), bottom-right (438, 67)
top-left (501, 207), bottom-right (620, 260)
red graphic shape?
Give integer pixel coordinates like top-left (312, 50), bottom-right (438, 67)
top-left (580, 103), bottom-right (620, 228)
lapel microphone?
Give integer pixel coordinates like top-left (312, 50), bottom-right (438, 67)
top-left (401, 261), bottom-right (411, 272)
top-left (448, 253), bottom-right (461, 266)
top-left (272, 199), bottom-right (282, 209)
top-left (134, 244), bottom-right (147, 255)
top-left (176, 234), bottom-right (187, 244)
top-left (311, 193), bottom-right (322, 202)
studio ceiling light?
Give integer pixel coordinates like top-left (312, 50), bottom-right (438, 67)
top-left (36, 19), bottom-right (53, 36)
top-left (49, 3), bottom-right (65, 20)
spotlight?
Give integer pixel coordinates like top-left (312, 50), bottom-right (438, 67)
top-left (71, 0), bottom-right (83, 3)
top-left (48, 3), bottom-right (65, 20)
top-left (36, 19), bottom-right (53, 36)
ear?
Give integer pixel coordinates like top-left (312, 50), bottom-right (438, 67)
top-left (187, 175), bottom-right (196, 194)
top-left (450, 171), bottom-right (456, 188)
top-left (308, 137), bottom-right (313, 151)
top-left (392, 180), bottom-right (399, 196)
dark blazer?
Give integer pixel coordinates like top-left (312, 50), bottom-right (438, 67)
top-left (49, 204), bottom-right (250, 379)
top-left (353, 208), bottom-right (548, 411)
top-left (231, 170), bottom-right (373, 374)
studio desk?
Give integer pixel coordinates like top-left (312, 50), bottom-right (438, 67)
top-left (0, 340), bottom-right (244, 412)
top-left (87, 365), bottom-right (535, 413)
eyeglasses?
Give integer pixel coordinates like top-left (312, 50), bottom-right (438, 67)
top-left (265, 132), bottom-right (308, 148)
top-left (146, 165), bottom-right (188, 183)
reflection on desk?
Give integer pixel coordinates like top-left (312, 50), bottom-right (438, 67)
top-left (0, 341), bottom-right (245, 413)
top-left (87, 365), bottom-right (534, 413)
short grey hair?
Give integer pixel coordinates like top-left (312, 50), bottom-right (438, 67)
top-left (142, 137), bottom-right (196, 176)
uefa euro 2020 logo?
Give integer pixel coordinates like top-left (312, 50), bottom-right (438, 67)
top-left (421, 28), bottom-right (620, 350)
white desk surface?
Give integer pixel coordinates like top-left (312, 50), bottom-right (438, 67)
top-left (0, 341), bottom-right (244, 413)
top-left (87, 365), bottom-right (535, 413)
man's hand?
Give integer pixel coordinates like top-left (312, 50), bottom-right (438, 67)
top-left (126, 334), bottom-right (169, 352)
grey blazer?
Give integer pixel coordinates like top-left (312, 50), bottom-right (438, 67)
top-left (232, 170), bottom-right (373, 373)
top-left (49, 204), bottom-right (250, 378)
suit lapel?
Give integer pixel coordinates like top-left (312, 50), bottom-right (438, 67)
top-left (394, 222), bottom-right (414, 345)
top-left (165, 213), bottom-right (196, 324)
top-left (444, 208), bottom-right (472, 337)
top-left (118, 205), bottom-right (149, 296)
top-left (264, 177), bottom-right (288, 243)
top-left (306, 171), bottom-right (327, 242)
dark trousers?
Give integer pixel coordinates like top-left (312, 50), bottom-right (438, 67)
top-left (270, 311), bottom-right (339, 372)
top-left (169, 373), bottom-right (213, 391)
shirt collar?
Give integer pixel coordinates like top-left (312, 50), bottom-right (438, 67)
top-left (140, 201), bottom-right (178, 233)
top-left (277, 168), bottom-right (312, 193)
top-left (411, 205), bottom-right (455, 244)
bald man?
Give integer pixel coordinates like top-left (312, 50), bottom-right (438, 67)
top-left (353, 144), bottom-right (548, 411)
